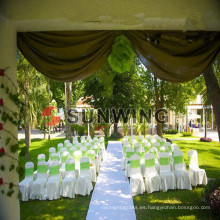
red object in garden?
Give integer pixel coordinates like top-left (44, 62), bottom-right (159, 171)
top-left (0, 147), bottom-right (5, 155)
top-left (0, 69), bottom-right (4, 76)
top-left (200, 137), bottom-right (212, 142)
top-left (0, 99), bottom-right (4, 106)
top-left (0, 123), bottom-right (3, 131)
top-left (0, 177), bottom-right (3, 185)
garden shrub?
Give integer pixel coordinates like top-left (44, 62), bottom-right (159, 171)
top-left (163, 129), bottom-right (178, 134)
top-left (200, 137), bottom-right (212, 142)
top-left (202, 178), bottom-right (220, 218)
top-left (181, 132), bottom-right (192, 137)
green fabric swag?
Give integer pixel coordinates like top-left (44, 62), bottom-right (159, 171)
top-left (174, 156), bottom-right (184, 164)
top-left (17, 31), bottom-right (220, 83)
top-left (80, 162), bottom-right (90, 170)
top-left (130, 159), bottom-right (140, 168)
top-left (37, 165), bottom-right (47, 174)
top-left (25, 167), bottom-right (34, 177)
top-left (160, 157), bottom-right (170, 165)
top-left (51, 155), bottom-right (59, 161)
top-left (38, 158), bottom-right (45, 162)
top-left (145, 158), bottom-right (155, 168)
top-left (61, 155), bottom-right (69, 163)
top-left (87, 154), bottom-right (95, 161)
top-left (65, 163), bottom-right (75, 171)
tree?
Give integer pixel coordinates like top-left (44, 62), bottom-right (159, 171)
top-left (65, 82), bottom-right (72, 140)
top-left (203, 57), bottom-right (220, 142)
top-left (17, 51), bottom-right (51, 158)
top-left (139, 67), bottom-right (204, 137)
top-left (83, 59), bottom-right (146, 135)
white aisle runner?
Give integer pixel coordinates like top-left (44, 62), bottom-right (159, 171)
top-left (86, 141), bottom-right (136, 220)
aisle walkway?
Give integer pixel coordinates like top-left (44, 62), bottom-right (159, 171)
top-left (86, 141), bottom-right (136, 220)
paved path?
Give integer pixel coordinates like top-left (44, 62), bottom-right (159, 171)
top-left (86, 141), bottom-right (136, 220)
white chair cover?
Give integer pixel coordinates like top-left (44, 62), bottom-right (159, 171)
top-left (159, 152), bottom-right (176, 192)
top-left (57, 143), bottom-right (64, 153)
top-left (60, 158), bottom-right (76, 198)
top-left (45, 160), bottom-right (61, 200)
top-left (144, 153), bottom-right (161, 194)
top-left (75, 157), bottom-right (93, 196)
top-left (49, 148), bottom-right (56, 157)
top-left (87, 150), bottom-right (97, 182)
top-left (19, 162), bottom-right (34, 201)
top-left (188, 150), bottom-right (207, 186)
top-left (38, 154), bottom-right (46, 162)
top-left (30, 161), bottom-right (48, 200)
top-left (173, 151), bottom-right (192, 190)
top-left (129, 154), bottom-right (145, 196)
top-left (125, 148), bottom-right (135, 177)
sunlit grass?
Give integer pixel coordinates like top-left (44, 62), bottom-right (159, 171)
top-left (163, 133), bottom-right (198, 139)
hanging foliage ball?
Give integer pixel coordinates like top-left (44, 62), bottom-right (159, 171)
top-left (108, 35), bottom-right (135, 73)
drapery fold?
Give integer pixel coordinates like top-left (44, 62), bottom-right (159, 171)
top-left (17, 30), bottom-right (220, 82)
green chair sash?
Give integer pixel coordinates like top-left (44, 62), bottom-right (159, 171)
top-left (159, 157), bottom-right (170, 165)
top-left (65, 163), bottom-right (75, 171)
top-left (25, 167), bottom-right (34, 177)
top-left (82, 151), bottom-right (87, 157)
top-left (61, 155), bottom-right (69, 163)
top-left (49, 165), bottom-right (60, 176)
top-left (137, 152), bottom-right (145, 159)
top-left (126, 151), bottom-right (134, 158)
top-left (88, 154), bottom-right (95, 161)
top-left (38, 158), bottom-right (45, 162)
top-left (51, 155), bottom-right (59, 161)
top-left (145, 158), bottom-right (155, 168)
top-left (130, 159), bottom-right (140, 168)
top-left (74, 153), bottom-right (82, 161)
top-left (174, 156), bottom-right (184, 164)
top-left (38, 165), bottom-right (47, 174)
top-left (80, 162), bottom-right (90, 170)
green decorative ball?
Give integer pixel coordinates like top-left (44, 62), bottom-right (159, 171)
top-left (108, 35), bottom-right (135, 73)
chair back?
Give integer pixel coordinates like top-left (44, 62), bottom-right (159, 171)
top-left (25, 162), bottom-right (34, 178)
top-left (49, 160), bottom-right (60, 177)
top-left (159, 152), bottom-right (171, 173)
top-left (130, 154), bottom-right (141, 175)
top-left (37, 161), bottom-right (47, 178)
top-left (38, 154), bottom-right (46, 162)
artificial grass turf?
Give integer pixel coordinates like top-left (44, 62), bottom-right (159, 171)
top-left (19, 138), bottom-right (220, 220)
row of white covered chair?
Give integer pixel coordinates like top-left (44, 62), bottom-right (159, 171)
top-left (19, 157), bottom-right (94, 201)
top-left (122, 137), bottom-right (207, 196)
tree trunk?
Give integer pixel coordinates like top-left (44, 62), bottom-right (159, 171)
top-left (203, 66), bottom-right (220, 142)
top-left (154, 76), bottom-right (163, 137)
top-left (65, 82), bottom-right (72, 140)
top-left (24, 73), bottom-right (31, 159)
top-left (204, 107), bottom-right (207, 138)
top-left (48, 79), bottom-right (51, 140)
top-left (113, 123), bottom-right (118, 134)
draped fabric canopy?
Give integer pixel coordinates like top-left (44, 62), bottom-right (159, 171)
top-left (17, 31), bottom-right (220, 82)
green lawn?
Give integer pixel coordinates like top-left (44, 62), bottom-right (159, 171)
top-left (19, 138), bottom-right (220, 220)
top-left (133, 140), bottom-right (220, 220)
top-left (163, 133), bottom-right (198, 139)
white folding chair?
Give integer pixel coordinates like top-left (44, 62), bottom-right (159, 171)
top-left (19, 162), bottom-right (34, 201)
top-left (31, 161), bottom-right (48, 200)
top-left (188, 150), bottom-right (207, 186)
top-left (144, 153), bottom-right (161, 194)
top-left (159, 152), bottom-right (176, 192)
top-left (60, 158), bottom-right (76, 198)
top-left (173, 151), bottom-right (192, 190)
top-left (75, 157), bottom-right (93, 196)
top-left (129, 154), bottom-right (145, 196)
top-left (45, 160), bottom-right (61, 200)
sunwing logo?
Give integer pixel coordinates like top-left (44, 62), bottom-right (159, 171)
top-left (42, 106), bottom-right (60, 126)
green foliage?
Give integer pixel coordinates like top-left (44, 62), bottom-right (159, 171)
top-left (71, 124), bottom-right (86, 136)
top-left (163, 129), bottom-right (178, 134)
top-left (122, 124), bottom-right (129, 136)
top-left (108, 35), bottom-right (135, 73)
top-left (181, 132), bottom-right (192, 137)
